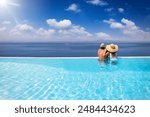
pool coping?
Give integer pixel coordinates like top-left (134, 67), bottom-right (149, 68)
top-left (0, 56), bottom-right (150, 59)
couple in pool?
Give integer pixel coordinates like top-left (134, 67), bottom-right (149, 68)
top-left (98, 43), bottom-right (119, 62)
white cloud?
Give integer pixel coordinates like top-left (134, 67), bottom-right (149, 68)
top-left (15, 24), bottom-right (34, 32)
top-left (36, 28), bottom-right (56, 40)
top-left (7, 24), bottom-right (56, 42)
top-left (86, 0), bottom-right (108, 6)
top-left (0, 19), bottom-right (95, 42)
top-left (118, 8), bottom-right (124, 13)
top-left (37, 28), bottom-right (55, 36)
top-left (66, 3), bottom-right (81, 13)
top-left (46, 19), bottom-right (72, 29)
top-left (1, 18), bottom-right (149, 42)
top-left (9, 24), bottom-right (35, 41)
top-left (104, 18), bottom-right (150, 41)
top-left (95, 32), bottom-right (111, 39)
top-left (58, 25), bottom-right (93, 40)
top-left (121, 18), bottom-right (138, 31)
top-left (103, 19), bottom-right (124, 29)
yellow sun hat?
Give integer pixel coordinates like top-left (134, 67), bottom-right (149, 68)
top-left (106, 44), bottom-right (118, 53)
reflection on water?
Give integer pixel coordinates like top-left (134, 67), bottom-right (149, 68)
top-left (98, 59), bottom-right (108, 65)
top-left (98, 59), bottom-right (118, 66)
top-left (110, 60), bottom-right (118, 65)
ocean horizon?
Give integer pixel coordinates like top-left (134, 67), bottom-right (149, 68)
top-left (0, 42), bottom-right (150, 57)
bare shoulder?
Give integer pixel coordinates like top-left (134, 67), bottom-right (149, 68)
top-left (98, 48), bottom-right (101, 52)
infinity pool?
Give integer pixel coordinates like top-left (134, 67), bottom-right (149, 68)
top-left (0, 57), bottom-right (150, 100)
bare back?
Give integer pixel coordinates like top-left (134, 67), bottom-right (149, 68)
top-left (98, 49), bottom-right (106, 60)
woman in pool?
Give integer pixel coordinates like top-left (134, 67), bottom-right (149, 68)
top-left (106, 44), bottom-right (119, 62)
top-left (98, 43), bottom-right (107, 61)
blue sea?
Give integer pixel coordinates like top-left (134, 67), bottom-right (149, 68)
top-left (0, 43), bottom-right (150, 57)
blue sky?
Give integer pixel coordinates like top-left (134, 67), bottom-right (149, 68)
top-left (0, 0), bottom-right (150, 42)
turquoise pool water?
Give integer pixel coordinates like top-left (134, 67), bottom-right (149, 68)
top-left (0, 57), bottom-right (150, 100)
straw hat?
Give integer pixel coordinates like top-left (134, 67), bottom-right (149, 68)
top-left (106, 44), bottom-right (118, 53)
top-left (100, 43), bottom-right (105, 48)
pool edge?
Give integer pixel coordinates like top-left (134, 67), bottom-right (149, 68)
top-left (0, 56), bottom-right (150, 59)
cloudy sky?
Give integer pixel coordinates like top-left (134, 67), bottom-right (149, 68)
top-left (0, 0), bottom-right (150, 42)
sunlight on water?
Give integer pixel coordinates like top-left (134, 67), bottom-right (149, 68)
top-left (0, 58), bottom-right (150, 100)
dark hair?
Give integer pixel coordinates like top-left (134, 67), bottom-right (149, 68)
top-left (111, 52), bottom-right (116, 54)
top-left (106, 50), bottom-right (108, 52)
top-left (100, 47), bottom-right (105, 49)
